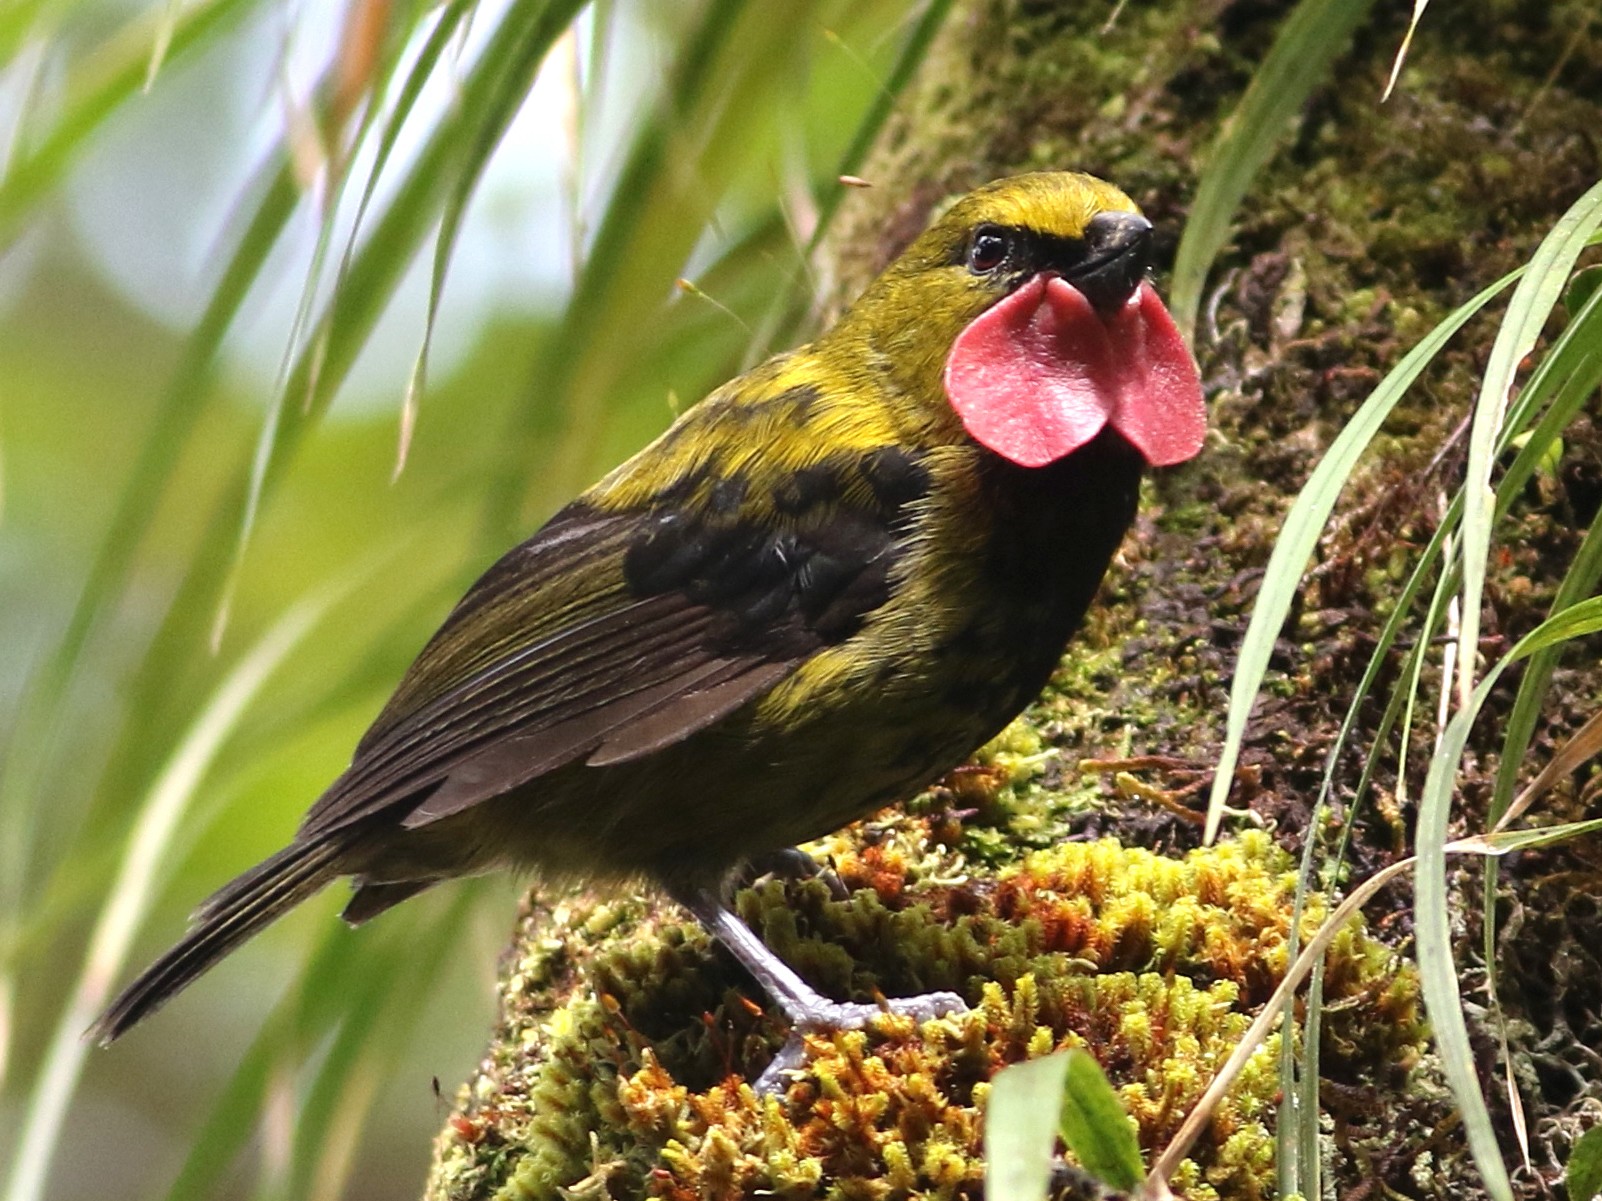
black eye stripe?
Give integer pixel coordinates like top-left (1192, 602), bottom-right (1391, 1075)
top-left (955, 226), bottom-right (1095, 281)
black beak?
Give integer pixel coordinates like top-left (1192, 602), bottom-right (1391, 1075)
top-left (1070, 211), bottom-right (1153, 315)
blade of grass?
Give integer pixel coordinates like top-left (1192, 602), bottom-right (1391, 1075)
top-left (1294, 269), bottom-right (1602, 984)
top-left (1481, 281), bottom-right (1602, 830)
top-left (277, 0), bottom-right (476, 444)
top-left (1269, 263), bottom-right (1600, 1193)
top-left (1501, 706), bottom-right (1602, 831)
top-left (286, 890), bottom-right (477, 1201)
top-left (482, 0), bottom-right (775, 536)
top-left (160, 912), bottom-right (378, 1201)
top-left (1153, 852), bottom-right (1417, 1187)
top-left (0, 0), bottom-right (258, 245)
top-left (1380, 0), bottom-right (1430, 100)
top-left (0, 1), bottom-right (50, 66)
top-left (143, 0), bottom-right (185, 90)
top-left (1413, 594), bottom-right (1602, 1201)
top-left (402, 0), bottom-right (589, 478)
top-left (1206, 269), bottom-right (1520, 841)
top-left (221, 0), bottom-right (583, 640)
top-left (1455, 180), bottom-right (1602, 710)
top-left (0, 8), bottom-right (310, 947)
top-left (816, 0), bottom-right (950, 241)
top-left (1160, 806), bottom-right (1602, 1193)
top-left (986, 1052), bottom-right (1073, 1201)
top-left (0, 161), bottom-right (303, 1090)
top-left (1479, 286), bottom-right (1602, 1043)
top-left (741, 0), bottom-right (953, 368)
top-left (3, 585), bottom-right (341, 1201)
top-left (1223, 251), bottom-right (1593, 851)
top-left (1472, 818), bottom-right (1602, 854)
top-left (1415, 673), bottom-right (1516, 1201)
top-left (1168, 0), bottom-right (1376, 343)
top-left (1277, 516), bottom-right (1458, 1199)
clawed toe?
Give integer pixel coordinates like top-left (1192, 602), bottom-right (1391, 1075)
top-left (752, 990), bottom-right (969, 1093)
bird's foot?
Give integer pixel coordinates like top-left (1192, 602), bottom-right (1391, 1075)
top-left (676, 885), bottom-right (967, 1094)
top-left (753, 990), bottom-right (968, 1094)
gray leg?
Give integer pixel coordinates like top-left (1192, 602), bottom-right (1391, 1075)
top-left (679, 887), bottom-right (966, 1092)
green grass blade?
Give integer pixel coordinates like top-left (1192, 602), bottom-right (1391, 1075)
top-left (1415, 666), bottom-right (1517, 1201)
top-left (0, 1), bottom-right (51, 66)
top-left (0, 0), bottom-right (258, 245)
top-left (219, 0), bottom-right (584, 641)
top-left (1508, 595), bottom-right (1602, 657)
top-left (1206, 269), bottom-right (1519, 840)
top-left (284, 892), bottom-right (475, 1201)
top-left (742, 0), bottom-right (953, 366)
top-left (1168, 0), bottom-right (1376, 342)
top-left (1481, 283), bottom-right (1602, 975)
top-left (1481, 278), bottom-right (1602, 818)
top-left (335, 0), bottom-right (476, 294)
top-left (1494, 258), bottom-right (1602, 461)
top-left (160, 920), bottom-right (366, 1201)
top-left (482, 0), bottom-right (815, 536)
top-left (404, 0), bottom-right (589, 476)
top-left (1455, 180), bottom-right (1602, 708)
top-left (810, 0), bottom-right (952, 250)
top-left (3, 587), bottom-right (339, 1201)
top-left (1476, 819), bottom-right (1602, 854)
top-left (0, 162), bottom-right (302, 1056)
top-left (273, 1), bottom-right (470, 434)
top-left (1266, 264), bottom-right (1569, 1189)
top-left (986, 1052), bottom-right (1072, 1201)
top-left (1414, 593), bottom-right (1602, 1201)
top-left (1057, 1050), bottom-right (1144, 1192)
top-left (331, 0), bottom-right (478, 477)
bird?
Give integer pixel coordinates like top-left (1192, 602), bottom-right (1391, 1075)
top-left (93, 172), bottom-right (1206, 1085)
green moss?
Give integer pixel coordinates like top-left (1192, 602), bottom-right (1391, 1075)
top-left (428, 0), bottom-right (1602, 1196)
top-left (426, 831), bottom-right (1421, 1201)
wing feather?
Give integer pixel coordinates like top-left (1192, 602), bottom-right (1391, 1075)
top-left (298, 436), bottom-right (926, 841)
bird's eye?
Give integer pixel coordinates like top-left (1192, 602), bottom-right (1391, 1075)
top-left (967, 226), bottom-right (1009, 274)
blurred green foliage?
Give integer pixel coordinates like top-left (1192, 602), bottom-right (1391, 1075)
top-left (0, 2), bottom-right (937, 1197)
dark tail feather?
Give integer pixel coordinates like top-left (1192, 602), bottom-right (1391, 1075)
top-left (91, 838), bottom-right (347, 1045)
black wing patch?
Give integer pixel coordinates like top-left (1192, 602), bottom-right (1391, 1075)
top-left (297, 448), bottom-right (927, 840)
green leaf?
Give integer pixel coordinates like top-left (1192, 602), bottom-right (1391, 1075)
top-left (1415, 663), bottom-right (1518, 1201)
top-left (986, 1053), bottom-right (1072, 1201)
top-left (1058, 1050), bottom-right (1146, 1193)
top-left (1205, 268), bottom-right (1519, 840)
top-left (1566, 264), bottom-right (1602, 316)
top-left (1508, 595), bottom-right (1602, 660)
top-left (1567, 1126), bottom-right (1602, 1201)
top-left (1475, 819), bottom-right (1602, 855)
top-left (1457, 180), bottom-right (1602, 713)
top-left (4, 586), bottom-right (341, 1201)
top-left (1168, 0), bottom-right (1376, 341)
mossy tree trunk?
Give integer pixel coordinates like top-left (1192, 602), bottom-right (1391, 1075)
top-left (425, 2), bottom-right (1602, 1198)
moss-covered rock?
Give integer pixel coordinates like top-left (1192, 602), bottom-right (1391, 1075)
top-left (426, 828), bottom-right (1419, 1201)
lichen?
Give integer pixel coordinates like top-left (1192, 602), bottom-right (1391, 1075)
top-left (426, 829), bottom-right (1421, 1201)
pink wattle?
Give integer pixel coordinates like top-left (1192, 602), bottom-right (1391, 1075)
top-left (943, 276), bottom-right (1206, 468)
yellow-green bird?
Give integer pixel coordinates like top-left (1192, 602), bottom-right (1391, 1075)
top-left (95, 172), bottom-right (1206, 1084)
